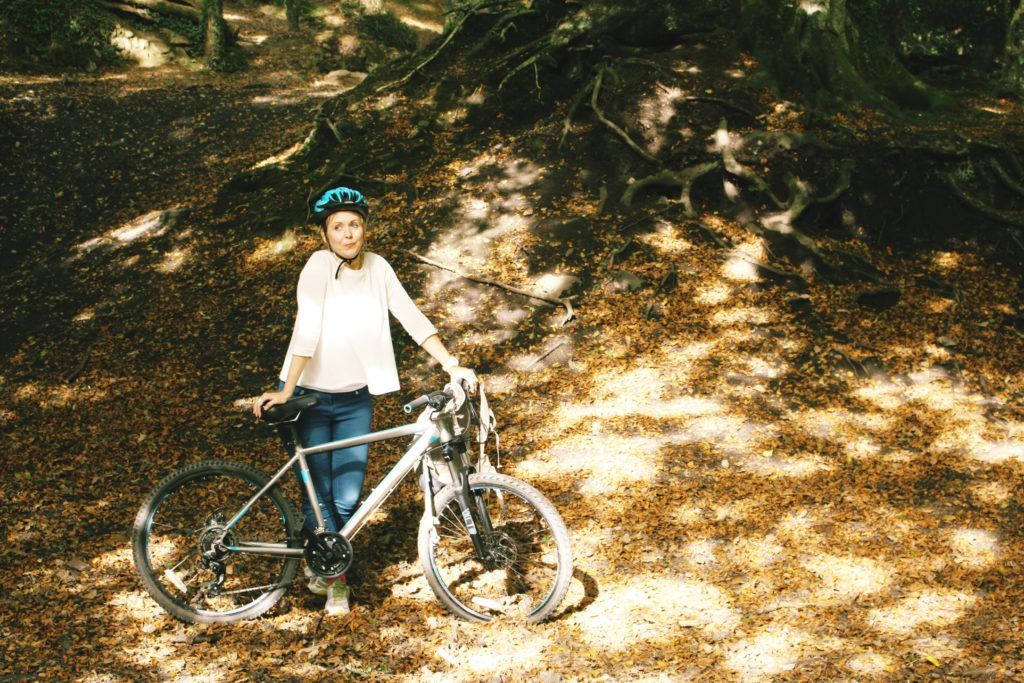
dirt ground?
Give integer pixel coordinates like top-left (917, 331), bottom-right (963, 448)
top-left (2, 2), bottom-right (1024, 682)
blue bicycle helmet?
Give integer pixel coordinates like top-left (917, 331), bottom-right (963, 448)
top-left (312, 186), bottom-right (368, 226)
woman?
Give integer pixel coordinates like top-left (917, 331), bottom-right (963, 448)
top-left (253, 186), bottom-right (477, 616)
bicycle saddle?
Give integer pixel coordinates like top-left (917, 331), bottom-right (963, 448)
top-left (260, 394), bottom-right (320, 423)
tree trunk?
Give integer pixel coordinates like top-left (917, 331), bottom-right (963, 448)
top-left (739, 0), bottom-right (951, 112)
top-left (1005, 1), bottom-right (1024, 87)
top-left (202, 0), bottom-right (225, 67)
top-left (285, 0), bottom-right (300, 32)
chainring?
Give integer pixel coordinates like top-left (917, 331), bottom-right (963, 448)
top-left (304, 531), bottom-right (353, 578)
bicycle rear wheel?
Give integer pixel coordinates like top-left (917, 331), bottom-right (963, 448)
top-left (132, 459), bottom-right (301, 624)
top-left (418, 473), bottom-right (572, 623)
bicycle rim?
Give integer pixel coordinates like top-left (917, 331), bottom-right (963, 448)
top-left (425, 480), bottom-right (566, 621)
top-left (138, 466), bottom-right (296, 621)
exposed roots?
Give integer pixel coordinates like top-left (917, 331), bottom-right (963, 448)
top-left (717, 119), bottom-right (786, 209)
top-left (378, 0), bottom-right (514, 93)
top-left (620, 162), bottom-right (719, 216)
top-left (590, 67), bottom-right (660, 165)
top-left (989, 158), bottom-right (1024, 198)
top-left (947, 173), bottom-right (1024, 228)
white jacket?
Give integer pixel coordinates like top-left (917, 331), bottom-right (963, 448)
top-left (279, 250), bottom-right (437, 394)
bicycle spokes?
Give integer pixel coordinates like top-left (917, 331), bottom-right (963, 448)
top-left (427, 483), bottom-right (564, 619)
top-left (139, 467), bottom-right (297, 618)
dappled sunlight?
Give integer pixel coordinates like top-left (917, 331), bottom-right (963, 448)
top-left (156, 247), bottom-right (190, 273)
top-left (518, 434), bottom-right (660, 495)
top-left (722, 241), bottom-right (766, 282)
top-left (636, 219), bottom-right (693, 255)
top-left (453, 631), bottom-right (551, 677)
top-left (725, 625), bottom-right (841, 681)
top-left (248, 230), bottom-right (301, 263)
top-left (731, 534), bottom-right (786, 569)
top-left (931, 251), bottom-right (961, 271)
top-left (845, 650), bottom-right (896, 676)
top-left (108, 589), bottom-right (166, 623)
top-left (868, 589), bottom-right (976, 635)
top-left (970, 479), bottom-right (1012, 505)
top-left (637, 85), bottom-right (683, 155)
top-left (739, 449), bottom-right (831, 477)
top-left (572, 576), bottom-right (740, 649)
top-left (710, 306), bottom-right (773, 326)
top-left (674, 413), bottom-right (773, 452)
top-left (695, 282), bottom-right (733, 305)
top-left (67, 206), bottom-right (187, 264)
top-left (109, 26), bottom-right (170, 69)
top-left (946, 528), bottom-right (999, 569)
top-left (802, 554), bottom-right (890, 602)
top-left (13, 380), bottom-right (109, 407)
top-left (252, 140), bottom-right (304, 169)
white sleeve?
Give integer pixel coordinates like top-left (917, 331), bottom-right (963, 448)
top-left (291, 253), bottom-right (328, 356)
top-left (382, 258), bottom-right (437, 345)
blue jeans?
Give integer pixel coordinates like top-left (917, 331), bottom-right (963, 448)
top-left (278, 382), bottom-right (373, 533)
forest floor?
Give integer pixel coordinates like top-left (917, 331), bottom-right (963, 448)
top-left (2, 2), bottom-right (1024, 682)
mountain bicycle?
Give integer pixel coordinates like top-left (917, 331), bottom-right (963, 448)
top-left (131, 382), bottom-right (572, 624)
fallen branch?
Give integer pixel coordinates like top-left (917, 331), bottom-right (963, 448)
top-left (526, 341), bottom-right (567, 370)
top-left (406, 251), bottom-right (575, 324)
top-left (591, 67), bottom-right (660, 165)
top-left (688, 220), bottom-right (732, 249)
top-left (621, 162), bottom-right (719, 216)
top-left (62, 340), bottom-right (96, 384)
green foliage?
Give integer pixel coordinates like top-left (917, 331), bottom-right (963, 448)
top-left (152, 14), bottom-right (204, 49)
top-left (0, 0), bottom-right (116, 64)
top-left (876, 0), bottom-right (1014, 65)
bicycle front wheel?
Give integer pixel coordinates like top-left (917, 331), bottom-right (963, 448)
top-left (132, 459), bottom-right (301, 624)
top-left (418, 473), bottom-right (572, 623)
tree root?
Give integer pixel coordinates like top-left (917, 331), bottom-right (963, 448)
top-left (558, 78), bottom-right (596, 151)
top-left (620, 162), bottom-right (719, 216)
top-left (96, 0), bottom-right (200, 22)
top-left (783, 159), bottom-right (853, 224)
top-left (467, 7), bottom-right (538, 57)
top-left (947, 173), bottom-right (1024, 228)
top-left (590, 67), bottom-right (659, 164)
top-left (406, 251), bottom-right (575, 325)
top-left (988, 158), bottom-right (1024, 198)
top-left (717, 119), bottom-right (786, 208)
top-left (378, 0), bottom-right (513, 93)
top-left (496, 3), bottom-right (625, 91)
top-left (653, 82), bottom-right (758, 121)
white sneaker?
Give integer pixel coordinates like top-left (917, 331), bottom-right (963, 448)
top-left (303, 565), bottom-right (328, 596)
top-left (308, 575), bottom-right (329, 596)
top-left (325, 580), bottom-right (351, 616)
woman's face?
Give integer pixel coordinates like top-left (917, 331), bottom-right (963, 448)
top-left (323, 210), bottom-right (366, 260)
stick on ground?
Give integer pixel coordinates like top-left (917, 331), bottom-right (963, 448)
top-left (406, 251), bottom-right (575, 325)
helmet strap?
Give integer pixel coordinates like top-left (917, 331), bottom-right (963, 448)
top-left (329, 245), bottom-right (364, 279)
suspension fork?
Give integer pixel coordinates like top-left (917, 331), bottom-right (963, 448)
top-left (452, 466), bottom-right (496, 560)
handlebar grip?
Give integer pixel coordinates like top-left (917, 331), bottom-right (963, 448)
top-left (403, 395), bottom-right (430, 413)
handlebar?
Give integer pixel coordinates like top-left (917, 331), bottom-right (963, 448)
top-left (403, 389), bottom-right (450, 414)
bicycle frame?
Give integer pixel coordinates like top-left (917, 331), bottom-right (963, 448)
top-left (221, 409), bottom-right (438, 558)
